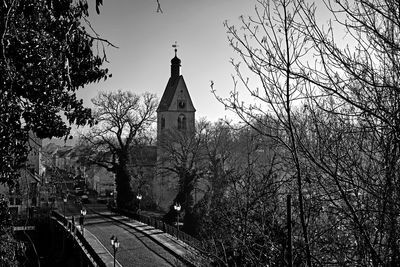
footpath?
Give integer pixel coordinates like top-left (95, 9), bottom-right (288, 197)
top-left (83, 227), bottom-right (122, 267)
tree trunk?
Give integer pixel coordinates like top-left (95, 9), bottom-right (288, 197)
top-left (115, 158), bottom-right (133, 209)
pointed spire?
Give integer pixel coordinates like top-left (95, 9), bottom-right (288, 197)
top-left (171, 41), bottom-right (181, 77)
top-left (172, 41), bottom-right (178, 57)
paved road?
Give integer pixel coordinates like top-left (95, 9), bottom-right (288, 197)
top-left (56, 195), bottom-right (189, 266)
top-left (84, 213), bottom-right (186, 267)
top-left (57, 194), bottom-right (109, 216)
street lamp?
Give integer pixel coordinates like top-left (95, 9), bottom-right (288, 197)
top-left (109, 192), bottom-right (114, 208)
top-left (174, 203), bottom-right (181, 233)
top-left (136, 193), bottom-right (142, 213)
top-left (63, 196), bottom-right (67, 217)
top-left (110, 235), bottom-right (120, 267)
top-left (80, 208), bottom-right (87, 237)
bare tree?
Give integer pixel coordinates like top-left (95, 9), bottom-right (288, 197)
top-left (80, 90), bottom-right (157, 208)
top-left (214, 0), bottom-right (400, 265)
top-left (214, 0), bottom-right (313, 264)
top-left (202, 121), bottom-right (234, 204)
top-left (291, 0), bottom-right (400, 265)
top-left (157, 120), bottom-right (207, 235)
top-left (200, 125), bottom-right (287, 266)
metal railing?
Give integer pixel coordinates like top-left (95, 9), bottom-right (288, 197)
top-left (51, 210), bottom-right (106, 267)
top-left (51, 210), bottom-right (68, 225)
top-left (114, 208), bottom-right (205, 251)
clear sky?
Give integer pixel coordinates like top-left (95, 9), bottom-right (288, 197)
top-left (77, 0), bottom-right (257, 124)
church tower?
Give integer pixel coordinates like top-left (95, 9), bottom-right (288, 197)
top-left (156, 45), bottom-right (196, 140)
top-left (154, 44), bottom-right (196, 211)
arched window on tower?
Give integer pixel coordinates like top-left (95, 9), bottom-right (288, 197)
top-left (161, 117), bottom-right (165, 129)
top-left (178, 114), bottom-right (186, 130)
top-left (182, 116), bottom-right (187, 129)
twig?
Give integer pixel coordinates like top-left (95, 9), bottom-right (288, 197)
top-left (156, 0), bottom-right (163, 13)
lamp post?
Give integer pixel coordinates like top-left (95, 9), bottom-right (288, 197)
top-left (109, 192), bottom-right (113, 208)
top-left (110, 235), bottom-right (120, 267)
top-left (174, 203), bottom-right (181, 234)
top-left (63, 196), bottom-right (67, 217)
top-left (136, 193), bottom-right (142, 213)
top-left (80, 208), bottom-right (86, 237)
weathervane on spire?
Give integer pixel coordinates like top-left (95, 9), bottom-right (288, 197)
top-left (172, 41), bottom-right (179, 57)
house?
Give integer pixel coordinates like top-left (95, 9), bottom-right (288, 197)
top-left (42, 143), bottom-right (115, 196)
top-left (0, 132), bottom-right (43, 218)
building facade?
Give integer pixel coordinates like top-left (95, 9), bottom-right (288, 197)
top-left (0, 132), bottom-right (43, 218)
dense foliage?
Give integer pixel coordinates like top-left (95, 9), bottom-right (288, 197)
top-left (0, 197), bottom-right (25, 266)
top-left (0, 0), bottom-right (109, 185)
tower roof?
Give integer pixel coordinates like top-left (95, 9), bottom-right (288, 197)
top-left (171, 56), bottom-right (181, 65)
top-left (157, 75), bottom-right (183, 112)
top-left (157, 44), bottom-right (195, 113)
top-left (157, 75), bottom-right (196, 112)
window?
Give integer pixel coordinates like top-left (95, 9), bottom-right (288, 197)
top-left (178, 100), bottom-right (186, 109)
top-left (178, 114), bottom-right (186, 130)
top-left (161, 117), bottom-right (165, 129)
